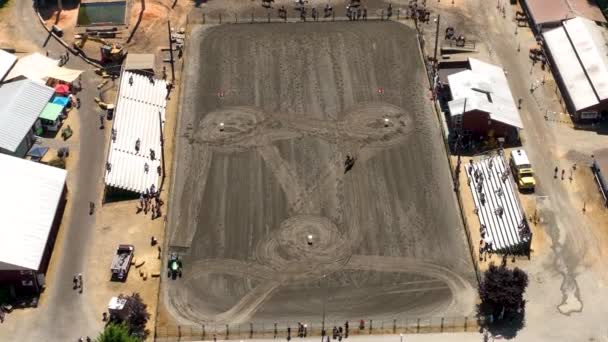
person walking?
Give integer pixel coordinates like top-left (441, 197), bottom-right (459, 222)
top-left (554, 166), bottom-right (558, 178)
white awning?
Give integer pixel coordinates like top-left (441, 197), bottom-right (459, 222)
top-left (6, 52), bottom-right (83, 83)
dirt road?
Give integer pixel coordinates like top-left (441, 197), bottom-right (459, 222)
top-left (164, 21), bottom-right (475, 325)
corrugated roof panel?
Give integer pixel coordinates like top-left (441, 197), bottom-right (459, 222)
top-left (105, 71), bottom-right (167, 194)
top-left (0, 154), bottom-right (67, 270)
top-left (0, 80), bottom-right (55, 152)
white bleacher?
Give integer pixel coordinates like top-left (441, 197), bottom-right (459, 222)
top-left (465, 154), bottom-right (530, 252)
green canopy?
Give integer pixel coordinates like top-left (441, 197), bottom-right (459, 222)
top-left (39, 103), bottom-right (63, 122)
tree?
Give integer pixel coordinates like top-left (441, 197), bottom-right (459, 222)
top-left (96, 323), bottom-right (139, 342)
top-left (117, 293), bottom-right (150, 340)
top-left (477, 262), bottom-right (528, 339)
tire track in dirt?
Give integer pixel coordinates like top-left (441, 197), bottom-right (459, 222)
top-left (345, 255), bottom-right (476, 315)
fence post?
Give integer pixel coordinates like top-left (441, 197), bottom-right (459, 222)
top-left (393, 319), bottom-right (396, 333)
top-left (416, 318), bottom-right (420, 333)
top-left (464, 317), bottom-right (467, 332)
top-left (369, 320), bottom-right (372, 334)
top-left (381, 9), bottom-right (384, 20)
top-left (178, 325), bottom-right (181, 339)
top-left (226, 324), bottom-right (230, 338)
top-left (203, 13), bottom-right (206, 24)
top-left (268, 11), bottom-right (271, 23)
top-left (250, 322), bottom-right (254, 338)
top-left (332, 11), bottom-right (335, 21)
top-left (274, 323), bottom-right (277, 338)
top-left (202, 324), bottom-right (205, 340)
top-left (397, 8), bottom-right (400, 20)
top-left (219, 13), bottom-right (222, 24)
top-left (440, 317), bottom-right (444, 332)
top-left (235, 13), bottom-right (238, 23)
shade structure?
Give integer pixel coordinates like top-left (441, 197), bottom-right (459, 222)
top-left (52, 96), bottom-right (70, 108)
top-left (54, 84), bottom-right (70, 95)
top-left (39, 102), bottom-right (64, 122)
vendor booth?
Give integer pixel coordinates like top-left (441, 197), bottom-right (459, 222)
top-left (39, 103), bottom-right (64, 132)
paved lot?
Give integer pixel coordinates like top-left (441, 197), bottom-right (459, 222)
top-left (164, 21), bottom-right (476, 326)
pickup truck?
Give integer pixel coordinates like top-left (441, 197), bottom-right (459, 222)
top-left (110, 244), bottom-right (134, 281)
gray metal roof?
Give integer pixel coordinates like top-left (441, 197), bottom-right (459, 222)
top-left (124, 53), bottom-right (155, 71)
top-left (0, 80), bottom-right (54, 152)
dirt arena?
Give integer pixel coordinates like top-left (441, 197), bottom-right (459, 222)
top-left (164, 21), bottom-right (476, 325)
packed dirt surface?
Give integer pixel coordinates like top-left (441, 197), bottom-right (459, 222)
top-left (164, 21), bottom-right (476, 325)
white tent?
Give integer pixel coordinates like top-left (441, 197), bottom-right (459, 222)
top-left (6, 52), bottom-right (82, 83)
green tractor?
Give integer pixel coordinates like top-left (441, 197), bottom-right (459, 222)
top-left (167, 252), bottom-right (183, 280)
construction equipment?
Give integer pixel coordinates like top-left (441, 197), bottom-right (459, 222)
top-left (509, 149), bottom-right (536, 191)
top-left (167, 252), bottom-right (183, 279)
top-left (100, 43), bottom-right (125, 64)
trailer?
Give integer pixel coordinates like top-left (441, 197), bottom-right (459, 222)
top-left (110, 244), bottom-right (134, 281)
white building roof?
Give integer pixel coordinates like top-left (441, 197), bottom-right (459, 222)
top-left (466, 155), bottom-right (529, 252)
top-left (0, 79), bottom-right (55, 152)
top-left (0, 49), bottom-right (17, 82)
top-left (105, 71), bottom-right (167, 194)
top-left (0, 154), bottom-right (67, 271)
top-left (447, 58), bottom-right (523, 129)
top-left (543, 17), bottom-right (608, 111)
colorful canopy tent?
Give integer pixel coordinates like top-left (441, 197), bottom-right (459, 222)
top-left (39, 103), bottom-right (64, 122)
top-left (52, 96), bottom-right (70, 108)
top-left (5, 53), bottom-right (82, 83)
top-left (54, 84), bottom-right (70, 96)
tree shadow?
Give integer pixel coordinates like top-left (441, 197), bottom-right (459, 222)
top-left (477, 302), bottom-right (526, 339)
top-left (126, 0), bottom-right (145, 44)
top-left (36, 0), bottom-right (79, 21)
top-left (193, 0), bottom-right (208, 8)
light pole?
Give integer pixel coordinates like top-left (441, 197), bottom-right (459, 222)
top-left (320, 274), bottom-right (328, 342)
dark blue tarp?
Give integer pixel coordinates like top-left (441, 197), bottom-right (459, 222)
top-left (27, 146), bottom-right (49, 161)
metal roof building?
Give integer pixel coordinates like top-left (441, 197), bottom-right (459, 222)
top-left (105, 71), bottom-right (167, 194)
top-left (543, 17), bottom-right (608, 119)
top-left (0, 49), bottom-right (17, 82)
top-left (522, 0), bottom-right (606, 32)
top-left (0, 79), bottom-right (55, 154)
top-left (448, 58), bottom-right (523, 129)
top-left (0, 154), bottom-right (67, 271)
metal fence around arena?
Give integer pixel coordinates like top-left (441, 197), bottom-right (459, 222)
top-left (185, 7), bottom-right (422, 26)
top-left (412, 13), bottom-right (482, 286)
top-left (155, 316), bottom-right (479, 341)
